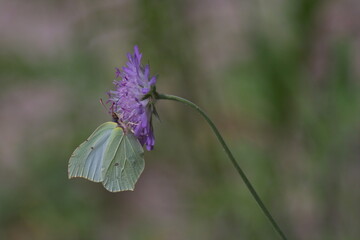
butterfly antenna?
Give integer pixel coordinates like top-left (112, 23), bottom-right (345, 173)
top-left (99, 98), bottom-right (109, 113)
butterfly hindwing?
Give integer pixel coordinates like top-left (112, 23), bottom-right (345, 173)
top-left (102, 127), bottom-right (145, 192)
top-left (68, 122), bottom-right (117, 182)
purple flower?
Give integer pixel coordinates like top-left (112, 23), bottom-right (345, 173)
top-left (107, 46), bottom-right (157, 151)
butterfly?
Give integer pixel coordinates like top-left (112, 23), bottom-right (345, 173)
top-left (68, 113), bottom-right (145, 192)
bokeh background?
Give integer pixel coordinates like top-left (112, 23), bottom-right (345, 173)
top-left (1, 0), bottom-right (360, 239)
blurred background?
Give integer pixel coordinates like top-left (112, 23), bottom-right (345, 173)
top-left (0, 0), bottom-right (359, 239)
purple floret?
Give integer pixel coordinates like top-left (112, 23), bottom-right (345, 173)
top-left (107, 46), bottom-right (157, 151)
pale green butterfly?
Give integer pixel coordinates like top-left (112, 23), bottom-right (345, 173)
top-left (68, 113), bottom-right (145, 192)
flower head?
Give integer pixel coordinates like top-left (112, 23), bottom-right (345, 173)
top-left (107, 46), bottom-right (157, 150)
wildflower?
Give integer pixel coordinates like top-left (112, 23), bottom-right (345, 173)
top-left (107, 46), bottom-right (157, 150)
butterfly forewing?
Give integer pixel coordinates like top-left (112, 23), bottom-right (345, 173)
top-left (102, 128), bottom-right (145, 192)
top-left (68, 122), bottom-right (117, 182)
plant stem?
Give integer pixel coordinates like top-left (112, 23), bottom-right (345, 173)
top-left (156, 93), bottom-right (288, 240)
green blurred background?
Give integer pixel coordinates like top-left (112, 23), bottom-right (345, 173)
top-left (1, 0), bottom-right (359, 239)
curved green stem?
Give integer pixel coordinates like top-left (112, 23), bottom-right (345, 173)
top-left (156, 93), bottom-right (287, 240)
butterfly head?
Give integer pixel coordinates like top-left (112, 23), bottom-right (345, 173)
top-left (111, 111), bottom-right (119, 123)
